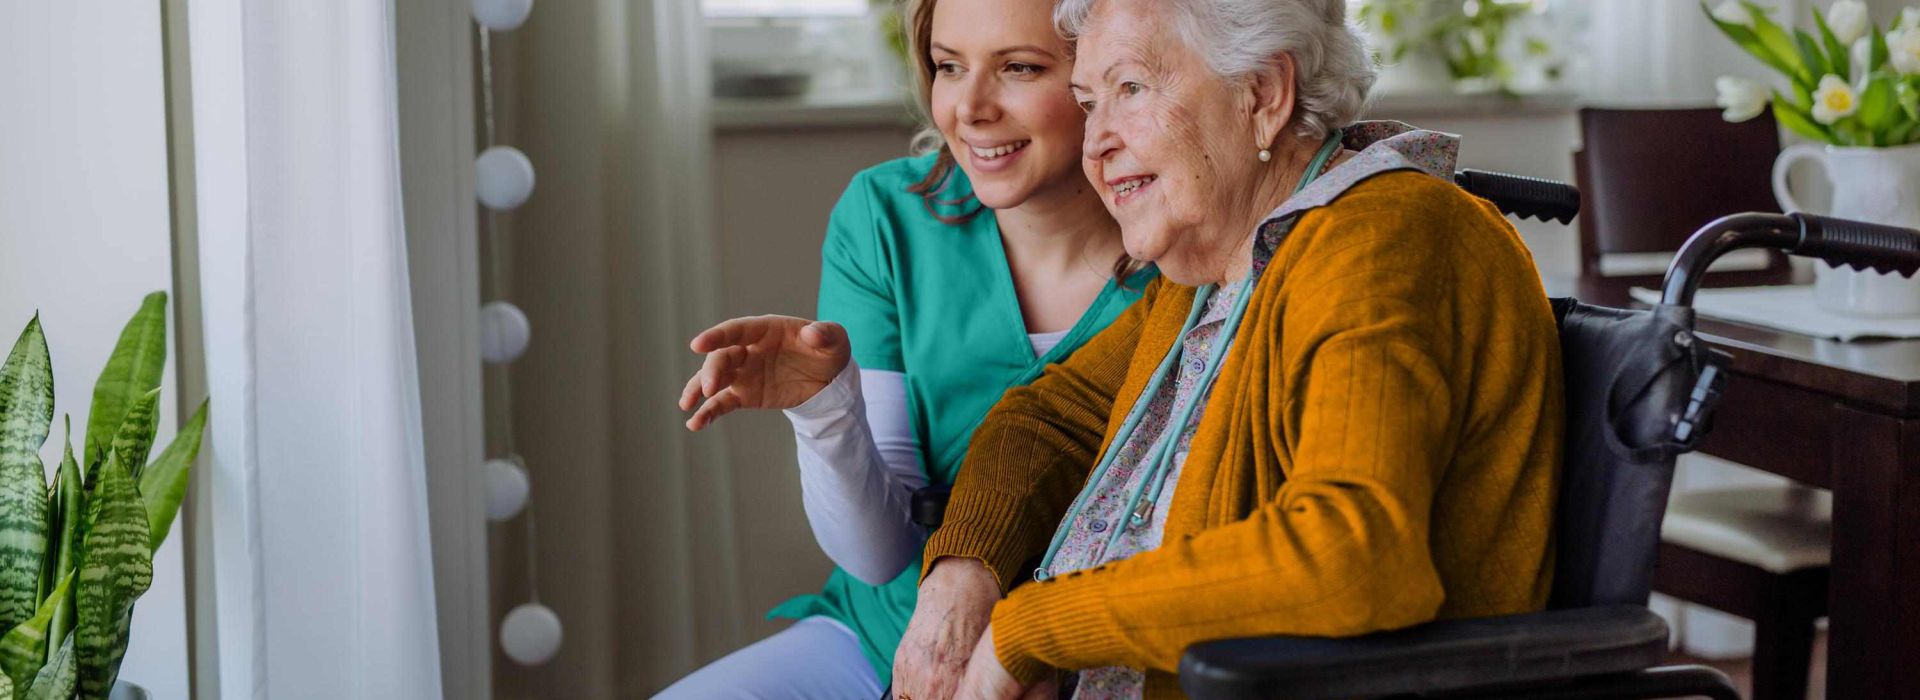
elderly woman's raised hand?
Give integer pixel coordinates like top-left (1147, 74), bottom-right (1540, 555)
top-left (678, 315), bottom-right (850, 431)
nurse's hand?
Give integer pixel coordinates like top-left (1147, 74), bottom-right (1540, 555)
top-left (679, 315), bottom-right (850, 431)
top-left (894, 558), bottom-right (1001, 700)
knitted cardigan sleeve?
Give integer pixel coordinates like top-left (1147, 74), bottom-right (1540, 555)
top-left (919, 277), bottom-right (1166, 592)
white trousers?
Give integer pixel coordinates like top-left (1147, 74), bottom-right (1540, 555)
top-left (653, 616), bottom-right (883, 699)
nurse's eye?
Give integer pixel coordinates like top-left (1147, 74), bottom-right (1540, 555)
top-left (1004, 62), bottom-right (1044, 77)
top-left (935, 62), bottom-right (964, 78)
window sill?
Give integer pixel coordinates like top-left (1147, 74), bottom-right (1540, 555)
top-left (711, 87), bottom-right (1580, 132)
top-left (712, 88), bottom-right (920, 131)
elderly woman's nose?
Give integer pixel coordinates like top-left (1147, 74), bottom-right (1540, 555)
top-left (1083, 111), bottom-right (1121, 162)
top-left (955, 74), bottom-right (1001, 124)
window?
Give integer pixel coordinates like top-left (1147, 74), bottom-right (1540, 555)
top-left (703, 0), bottom-right (867, 19)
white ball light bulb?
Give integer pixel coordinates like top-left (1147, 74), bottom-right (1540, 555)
top-left (479, 301), bottom-right (531, 364)
top-left (475, 145), bottom-right (536, 211)
top-left (500, 602), bottom-right (564, 666)
top-left (473, 0), bottom-right (534, 31)
top-left (485, 457), bottom-right (530, 521)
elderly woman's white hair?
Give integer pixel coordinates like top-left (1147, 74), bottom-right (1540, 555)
top-left (1055, 0), bottom-right (1376, 140)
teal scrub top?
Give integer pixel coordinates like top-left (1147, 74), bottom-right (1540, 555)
top-left (767, 153), bottom-right (1156, 685)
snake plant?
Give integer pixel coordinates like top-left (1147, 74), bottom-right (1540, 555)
top-left (0, 292), bottom-right (207, 699)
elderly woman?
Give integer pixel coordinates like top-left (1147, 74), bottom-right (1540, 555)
top-left (889, 0), bottom-right (1564, 698)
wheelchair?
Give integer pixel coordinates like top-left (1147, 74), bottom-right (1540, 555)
top-left (908, 169), bottom-right (1920, 699)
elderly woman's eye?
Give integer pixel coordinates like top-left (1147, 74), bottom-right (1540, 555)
top-left (1122, 81), bottom-right (1145, 96)
top-left (1077, 99), bottom-right (1096, 114)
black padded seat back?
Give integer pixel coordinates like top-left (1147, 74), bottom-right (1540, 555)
top-left (1546, 298), bottom-right (1705, 610)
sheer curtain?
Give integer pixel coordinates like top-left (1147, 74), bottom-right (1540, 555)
top-left (1585, 0), bottom-right (1806, 107)
top-left (487, 0), bottom-right (749, 695)
top-left (185, 0), bottom-right (444, 695)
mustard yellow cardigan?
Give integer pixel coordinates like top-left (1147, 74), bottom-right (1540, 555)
top-left (922, 172), bottom-right (1564, 697)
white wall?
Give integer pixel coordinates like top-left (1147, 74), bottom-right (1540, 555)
top-left (0, 4), bottom-right (190, 698)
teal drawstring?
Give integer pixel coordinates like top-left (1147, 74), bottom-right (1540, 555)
top-left (1034, 129), bottom-right (1345, 581)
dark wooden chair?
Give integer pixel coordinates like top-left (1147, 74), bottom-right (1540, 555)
top-left (1574, 107), bottom-right (1794, 307)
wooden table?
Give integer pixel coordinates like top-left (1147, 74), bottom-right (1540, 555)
top-left (1688, 317), bottom-right (1920, 699)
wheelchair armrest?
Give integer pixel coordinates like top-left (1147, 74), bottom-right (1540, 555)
top-left (911, 484), bottom-right (951, 530)
top-left (1178, 605), bottom-right (1669, 700)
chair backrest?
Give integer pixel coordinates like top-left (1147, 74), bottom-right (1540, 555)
top-left (1574, 108), bottom-right (1791, 304)
top-left (1544, 297), bottom-right (1708, 610)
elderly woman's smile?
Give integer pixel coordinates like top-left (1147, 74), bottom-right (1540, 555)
top-left (1068, 0), bottom-right (1369, 286)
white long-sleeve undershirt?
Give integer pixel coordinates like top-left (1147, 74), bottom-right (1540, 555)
top-left (784, 330), bottom-right (1068, 585)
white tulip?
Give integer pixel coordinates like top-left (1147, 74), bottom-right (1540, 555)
top-left (1901, 7), bottom-right (1920, 32)
top-left (1716, 76), bottom-right (1770, 122)
top-left (1853, 36), bottom-right (1874, 78)
top-left (1812, 74), bottom-right (1861, 124)
top-left (1891, 28), bottom-right (1920, 74)
top-left (1712, 0), bottom-right (1752, 26)
top-left (1828, 1), bottom-right (1869, 45)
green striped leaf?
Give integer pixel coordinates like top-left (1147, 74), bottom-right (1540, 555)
top-left (44, 422), bottom-right (81, 661)
top-left (83, 292), bottom-right (167, 473)
top-left (0, 572), bottom-right (72, 694)
top-left (141, 400), bottom-right (206, 550)
top-left (0, 317), bottom-right (53, 637)
top-left (24, 638), bottom-right (72, 700)
top-left (108, 389), bottom-right (160, 485)
top-left (74, 454), bottom-right (148, 700)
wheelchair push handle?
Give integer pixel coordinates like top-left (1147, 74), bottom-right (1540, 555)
top-left (1662, 212), bottom-right (1920, 306)
top-left (1793, 213), bottom-right (1920, 276)
top-left (1453, 169), bottom-right (1581, 225)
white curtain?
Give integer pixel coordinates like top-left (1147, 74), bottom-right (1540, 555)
top-left (487, 0), bottom-right (751, 694)
top-left (186, 0), bottom-right (444, 696)
top-left (1585, 0), bottom-right (1807, 107)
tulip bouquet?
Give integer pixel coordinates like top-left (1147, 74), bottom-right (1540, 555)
top-left (1708, 1), bottom-right (1920, 146)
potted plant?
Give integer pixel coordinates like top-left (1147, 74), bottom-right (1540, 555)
top-left (1358, 0), bottom-right (1569, 95)
top-left (0, 292), bottom-right (207, 698)
top-left (1709, 0), bottom-right (1920, 316)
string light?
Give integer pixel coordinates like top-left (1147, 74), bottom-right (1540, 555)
top-left (474, 3), bottom-right (562, 668)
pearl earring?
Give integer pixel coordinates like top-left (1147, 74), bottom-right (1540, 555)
top-left (1258, 148), bottom-right (1271, 162)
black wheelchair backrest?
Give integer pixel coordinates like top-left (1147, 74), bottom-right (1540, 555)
top-left (1545, 299), bottom-right (1715, 609)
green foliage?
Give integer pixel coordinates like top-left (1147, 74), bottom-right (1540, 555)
top-left (1357, 0), bottom-right (1564, 93)
top-left (0, 321), bottom-right (52, 638)
top-left (0, 294), bottom-right (209, 698)
top-left (1706, 1), bottom-right (1920, 147)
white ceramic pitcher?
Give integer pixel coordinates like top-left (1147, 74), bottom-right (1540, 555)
top-left (1772, 142), bottom-right (1920, 317)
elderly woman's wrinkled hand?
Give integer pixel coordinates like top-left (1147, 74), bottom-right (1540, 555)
top-left (893, 558), bottom-right (1002, 700)
top-left (953, 623), bottom-right (1057, 700)
top-left (677, 315), bottom-right (850, 431)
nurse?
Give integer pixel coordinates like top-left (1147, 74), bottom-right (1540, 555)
top-left (657, 0), bottom-right (1155, 695)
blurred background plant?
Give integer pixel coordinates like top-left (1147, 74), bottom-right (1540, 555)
top-left (1357, 0), bottom-right (1572, 94)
